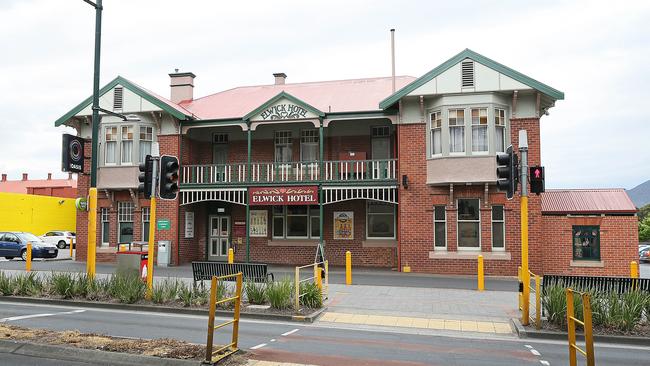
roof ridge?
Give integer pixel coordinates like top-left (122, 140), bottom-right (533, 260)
top-left (188, 75), bottom-right (415, 103)
top-left (544, 188), bottom-right (626, 192)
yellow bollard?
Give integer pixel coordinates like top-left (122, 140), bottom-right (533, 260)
top-left (26, 242), bottom-right (32, 272)
top-left (345, 250), bottom-right (352, 285)
top-left (477, 255), bottom-right (484, 291)
top-left (630, 261), bottom-right (639, 278)
top-left (518, 266), bottom-right (522, 311)
top-left (69, 238), bottom-right (74, 258)
top-left (315, 265), bottom-right (322, 290)
top-left (228, 248), bottom-right (234, 264)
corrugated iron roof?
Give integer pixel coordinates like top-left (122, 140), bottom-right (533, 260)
top-left (0, 178), bottom-right (77, 194)
top-left (181, 76), bottom-right (416, 120)
top-left (541, 189), bottom-right (637, 214)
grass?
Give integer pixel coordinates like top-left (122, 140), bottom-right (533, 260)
top-left (299, 282), bottom-right (322, 308)
top-left (266, 278), bottom-right (293, 310)
top-left (0, 271), bottom-right (12, 296)
top-left (107, 272), bottom-right (146, 304)
top-left (245, 281), bottom-right (267, 305)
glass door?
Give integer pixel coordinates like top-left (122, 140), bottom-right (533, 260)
top-left (208, 215), bottom-right (230, 261)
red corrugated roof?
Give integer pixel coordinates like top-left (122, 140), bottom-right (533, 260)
top-left (541, 189), bottom-right (637, 214)
top-left (0, 178), bottom-right (77, 194)
top-left (181, 76), bottom-right (416, 120)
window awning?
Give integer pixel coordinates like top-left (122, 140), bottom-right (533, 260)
top-left (323, 186), bottom-right (397, 205)
top-left (180, 188), bottom-right (247, 206)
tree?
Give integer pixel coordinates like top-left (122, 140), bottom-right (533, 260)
top-left (640, 216), bottom-right (650, 242)
top-left (639, 203), bottom-right (650, 222)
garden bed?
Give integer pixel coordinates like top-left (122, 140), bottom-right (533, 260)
top-left (0, 271), bottom-right (324, 319)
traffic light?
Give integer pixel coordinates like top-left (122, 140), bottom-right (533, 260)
top-left (138, 155), bottom-right (154, 198)
top-left (530, 166), bottom-right (545, 195)
top-left (496, 145), bottom-right (519, 200)
top-left (159, 155), bottom-right (179, 200)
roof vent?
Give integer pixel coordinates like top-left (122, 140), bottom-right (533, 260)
top-left (461, 60), bottom-right (474, 88)
top-left (113, 87), bottom-right (124, 111)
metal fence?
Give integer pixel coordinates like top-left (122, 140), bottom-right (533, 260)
top-left (204, 272), bottom-right (242, 364)
top-left (566, 288), bottom-right (595, 366)
top-left (542, 275), bottom-right (650, 294)
top-left (294, 261), bottom-right (329, 311)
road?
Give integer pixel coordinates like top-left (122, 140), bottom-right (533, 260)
top-left (1, 301), bottom-right (648, 365)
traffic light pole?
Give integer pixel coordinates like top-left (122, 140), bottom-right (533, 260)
top-left (519, 130), bottom-right (530, 326)
top-left (146, 157), bottom-right (158, 298)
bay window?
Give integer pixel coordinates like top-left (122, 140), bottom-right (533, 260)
top-left (495, 108), bottom-right (506, 152)
top-left (457, 199), bottom-right (480, 249)
top-left (102, 123), bottom-right (155, 167)
top-left (367, 202), bottom-right (395, 239)
top-left (471, 108), bottom-right (488, 152)
top-left (430, 111), bottom-right (442, 155)
top-left (448, 109), bottom-right (465, 153)
top-left (139, 126), bottom-right (153, 163)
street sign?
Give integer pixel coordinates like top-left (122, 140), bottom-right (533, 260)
top-left (75, 197), bottom-right (88, 211)
top-left (157, 219), bottom-right (171, 230)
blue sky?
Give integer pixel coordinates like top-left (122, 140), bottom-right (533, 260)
top-left (0, 0), bottom-right (648, 189)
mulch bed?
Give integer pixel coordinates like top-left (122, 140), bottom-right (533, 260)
top-left (527, 320), bottom-right (650, 338)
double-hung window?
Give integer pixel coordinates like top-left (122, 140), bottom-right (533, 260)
top-left (457, 199), bottom-right (480, 249)
top-left (120, 126), bottom-right (134, 164)
top-left (367, 202), bottom-right (395, 239)
top-left (491, 206), bottom-right (505, 250)
top-left (300, 129), bottom-right (319, 162)
top-left (272, 206), bottom-right (320, 239)
top-left (448, 109), bottom-right (465, 153)
top-left (101, 208), bottom-right (110, 246)
top-left (495, 108), bottom-right (506, 152)
top-left (139, 126), bottom-right (153, 163)
top-left (471, 108), bottom-right (488, 152)
top-left (430, 111), bottom-right (442, 155)
top-left (105, 126), bottom-right (118, 164)
top-left (572, 226), bottom-right (600, 261)
top-left (142, 207), bottom-right (150, 242)
top-left (434, 206), bottom-right (446, 249)
top-left (274, 131), bottom-right (292, 163)
top-left (118, 202), bottom-right (134, 243)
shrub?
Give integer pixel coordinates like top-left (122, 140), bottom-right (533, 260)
top-left (86, 277), bottom-right (109, 301)
top-left (51, 272), bottom-right (76, 299)
top-left (107, 272), bottom-right (146, 304)
top-left (0, 271), bottom-right (12, 296)
top-left (266, 278), bottom-right (293, 310)
top-left (618, 291), bottom-right (647, 331)
top-left (151, 278), bottom-right (182, 304)
top-left (542, 285), bottom-right (567, 326)
top-left (245, 281), bottom-right (267, 305)
top-left (13, 273), bottom-right (43, 297)
top-left (178, 283), bottom-right (193, 307)
top-left (192, 282), bottom-right (210, 307)
top-left (299, 282), bottom-right (322, 308)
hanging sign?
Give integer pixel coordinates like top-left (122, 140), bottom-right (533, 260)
top-left (334, 211), bottom-right (354, 240)
top-left (249, 186), bottom-right (318, 205)
top-left (75, 197), bottom-right (88, 211)
top-left (184, 212), bottom-right (194, 238)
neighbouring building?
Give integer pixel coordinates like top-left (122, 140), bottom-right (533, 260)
top-left (0, 173), bottom-right (77, 198)
top-left (53, 49), bottom-right (638, 275)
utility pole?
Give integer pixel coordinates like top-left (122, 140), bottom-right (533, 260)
top-left (519, 130), bottom-right (530, 326)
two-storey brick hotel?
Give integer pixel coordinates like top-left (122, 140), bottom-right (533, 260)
top-left (55, 49), bottom-right (638, 276)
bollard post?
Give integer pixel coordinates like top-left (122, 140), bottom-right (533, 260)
top-left (228, 248), bottom-right (234, 264)
top-left (477, 255), bottom-right (484, 291)
top-left (345, 250), bottom-right (352, 285)
top-left (294, 266), bottom-right (300, 311)
top-left (535, 275), bottom-right (541, 330)
top-left (315, 265), bottom-right (322, 290)
top-left (69, 238), bottom-right (74, 259)
top-left (630, 261), bottom-right (639, 278)
top-left (26, 242), bottom-right (32, 272)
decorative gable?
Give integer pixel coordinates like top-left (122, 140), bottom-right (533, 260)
top-left (244, 91), bottom-right (324, 121)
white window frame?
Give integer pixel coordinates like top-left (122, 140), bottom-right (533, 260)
top-left (448, 109), bottom-right (465, 154)
top-left (491, 205), bottom-right (505, 251)
top-left (495, 108), bottom-right (507, 153)
top-left (471, 107), bottom-right (489, 154)
top-left (433, 205), bottom-right (446, 250)
top-left (430, 111), bottom-right (442, 157)
top-left (456, 198), bottom-right (481, 250)
top-left (117, 201), bottom-right (134, 244)
top-left (300, 129), bottom-right (319, 162)
top-left (120, 125), bottom-right (134, 165)
top-left (138, 126), bottom-right (153, 164)
top-left (101, 208), bottom-right (110, 246)
top-left (104, 126), bottom-right (118, 165)
top-left (366, 201), bottom-right (396, 240)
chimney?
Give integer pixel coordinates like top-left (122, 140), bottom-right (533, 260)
top-left (169, 70), bottom-right (196, 104)
top-left (1, 174), bottom-right (6, 182)
top-left (273, 72), bottom-right (287, 85)
top-left (22, 173), bottom-right (28, 181)
top-left (68, 173), bottom-right (73, 180)
top-left (47, 173), bottom-right (52, 180)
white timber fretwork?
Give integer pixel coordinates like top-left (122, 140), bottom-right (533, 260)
top-left (323, 186), bottom-right (398, 205)
top-left (180, 188), bottom-right (247, 206)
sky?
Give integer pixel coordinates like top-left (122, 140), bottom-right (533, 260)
top-left (0, 0), bottom-right (648, 189)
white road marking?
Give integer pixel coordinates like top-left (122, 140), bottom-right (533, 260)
top-left (282, 328), bottom-right (299, 336)
top-left (0, 309), bottom-right (86, 323)
top-left (540, 361), bottom-right (550, 365)
top-left (525, 345), bottom-right (533, 349)
top-left (251, 343), bottom-right (267, 350)
top-left (270, 339), bottom-right (276, 342)
top-left (530, 349), bottom-right (541, 356)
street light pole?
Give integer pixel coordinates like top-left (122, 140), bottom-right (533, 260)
top-left (83, 0), bottom-right (102, 278)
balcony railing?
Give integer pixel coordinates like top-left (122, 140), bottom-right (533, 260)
top-left (181, 159), bottom-right (397, 185)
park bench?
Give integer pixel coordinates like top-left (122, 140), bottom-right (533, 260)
top-left (191, 261), bottom-right (274, 285)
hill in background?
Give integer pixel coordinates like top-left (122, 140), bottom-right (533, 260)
top-left (627, 180), bottom-right (650, 208)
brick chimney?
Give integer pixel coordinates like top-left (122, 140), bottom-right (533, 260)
top-left (169, 70), bottom-right (195, 104)
top-left (68, 173), bottom-right (73, 180)
top-left (273, 73), bottom-right (287, 85)
top-left (1, 174), bottom-right (6, 182)
top-left (47, 173), bottom-right (52, 180)
top-left (22, 173), bottom-right (28, 181)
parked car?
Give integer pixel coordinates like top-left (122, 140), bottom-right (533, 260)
top-left (40, 231), bottom-right (76, 249)
top-left (0, 232), bottom-right (58, 261)
top-left (640, 246), bottom-right (650, 263)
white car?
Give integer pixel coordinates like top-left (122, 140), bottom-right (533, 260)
top-left (40, 231), bottom-right (76, 249)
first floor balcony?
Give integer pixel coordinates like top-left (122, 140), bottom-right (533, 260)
top-left (180, 159), bottom-right (397, 186)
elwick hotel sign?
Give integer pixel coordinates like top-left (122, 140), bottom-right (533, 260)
top-left (249, 186), bottom-right (318, 205)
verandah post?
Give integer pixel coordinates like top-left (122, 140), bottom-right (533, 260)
top-left (246, 122), bottom-right (251, 262)
top-left (319, 118), bottom-right (324, 261)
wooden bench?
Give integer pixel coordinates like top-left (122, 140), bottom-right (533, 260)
top-left (191, 262), bottom-right (274, 285)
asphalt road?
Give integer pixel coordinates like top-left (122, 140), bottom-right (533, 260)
top-left (1, 301), bottom-right (648, 365)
